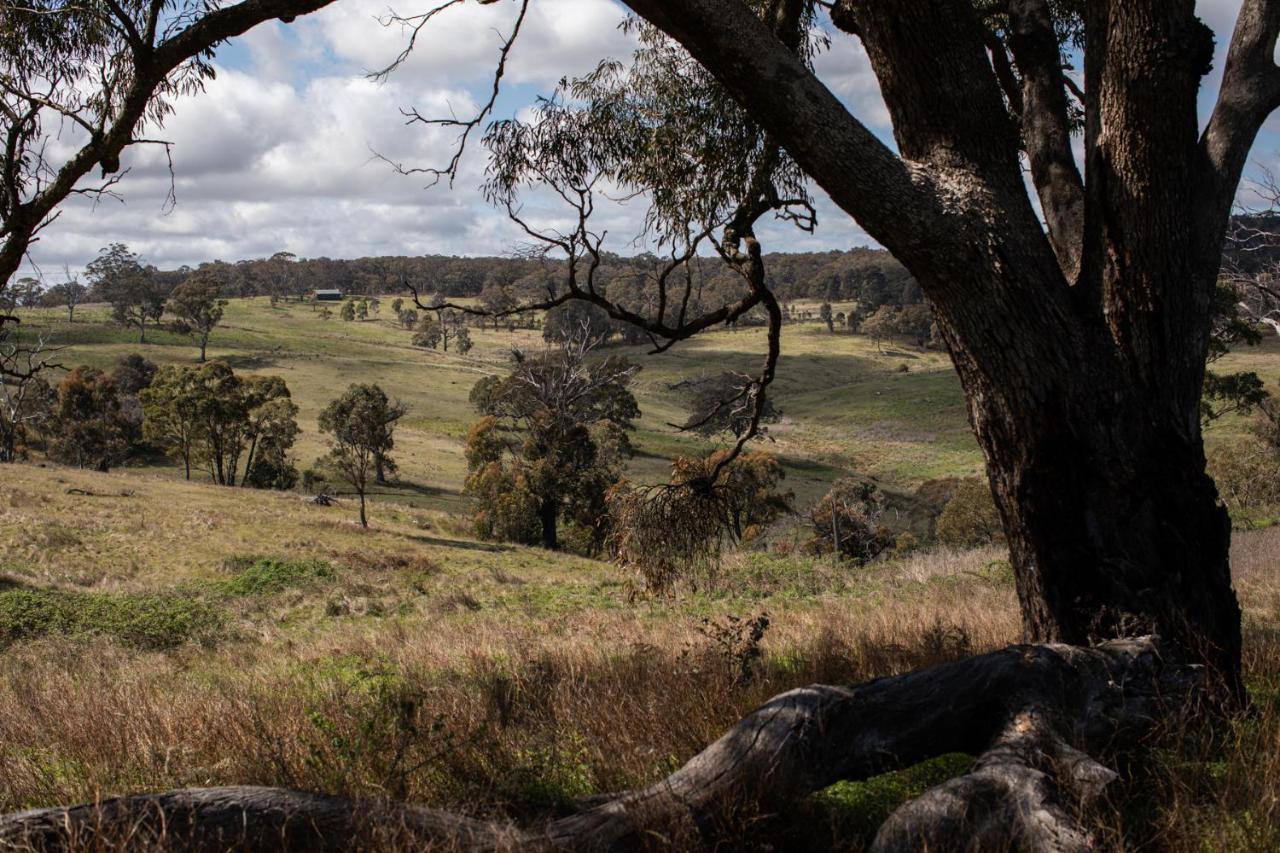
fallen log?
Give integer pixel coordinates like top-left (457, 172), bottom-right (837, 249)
top-left (0, 638), bottom-right (1202, 852)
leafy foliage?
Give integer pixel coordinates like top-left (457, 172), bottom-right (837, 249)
top-left (465, 339), bottom-right (639, 551)
top-left (168, 271), bottom-right (228, 361)
top-left (141, 362), bottom-right (298, 486)
top-left (935, 478), bottom-right (1005, 548)
top-left (47, 366), bottom-right (137, 471)
top-left (87, 244), bottom-right (167, 343)
top-left (610, 450), bottom-right (792, 591)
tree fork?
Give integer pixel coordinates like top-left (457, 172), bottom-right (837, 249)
top-left (0, 638), bottom-right (1203, 852)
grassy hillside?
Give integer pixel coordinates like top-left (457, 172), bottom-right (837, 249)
top-left (9, 297), bottom-right (986, 513)
top-left (0, 462), bottom-right (1278, 849)
top-left (4, 298), bottom-right (1280, 848)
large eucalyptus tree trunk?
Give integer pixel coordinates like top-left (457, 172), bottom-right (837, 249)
top-left (621, 0), bottom-right (1277, 693)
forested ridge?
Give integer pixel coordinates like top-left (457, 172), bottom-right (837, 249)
top-left (127, 247), bottom-right (919, 304)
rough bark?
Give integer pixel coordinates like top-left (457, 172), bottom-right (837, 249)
top-left (0, 639), bottom-right (1201, 852)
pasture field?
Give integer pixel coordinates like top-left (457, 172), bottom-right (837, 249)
top-left (7, 297), bottom-right (981, 513)
top-left (2, 297), bottom-right (1280, 849)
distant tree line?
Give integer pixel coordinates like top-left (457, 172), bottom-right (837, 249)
top-left (10, 245), bottom-right (919, 328)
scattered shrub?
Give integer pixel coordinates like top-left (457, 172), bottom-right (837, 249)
top-left (1209, 441), bottom-right (1280, 511)
top-left (806, 478), bottom-right (893, 562)
top-left (935, 478), bottom-right (1004, 548)
top-left (219, 557), bottom-right (334, 596)
top-left (610, 452), bottom-right (792, 592)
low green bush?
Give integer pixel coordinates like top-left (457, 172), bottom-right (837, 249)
top-left (0, 587), bottom-right (221, 649)
top-left (219, 557), bottom-right (335, 596)
top-left (935, 478), bottom-right (1004, 548)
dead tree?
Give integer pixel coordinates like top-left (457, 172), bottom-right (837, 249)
top-left (0, 325), bottom-right (60, 461)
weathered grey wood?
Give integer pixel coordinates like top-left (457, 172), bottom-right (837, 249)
top-left (872, 708), bottom-right (1117, 853)
top-left (0, 638), bottom-right (1199, 852)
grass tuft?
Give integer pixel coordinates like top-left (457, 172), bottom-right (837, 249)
top-left (218, 557), bottom-right (335, 596)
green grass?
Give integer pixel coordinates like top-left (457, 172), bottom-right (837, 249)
top-left (9, 299), bottom-right (987, 521)
top-left (812, 753), bottom-right (975, 843)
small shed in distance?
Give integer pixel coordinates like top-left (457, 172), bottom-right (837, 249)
top-left (313, 289), bottom-right (343, 301)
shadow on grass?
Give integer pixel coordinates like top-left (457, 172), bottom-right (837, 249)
top-left (0, 575), bottom-right (30, 592)
top-left (218, 353), bottom-right (280, 370)
top-left (400, 532), bottom-right (512, 553)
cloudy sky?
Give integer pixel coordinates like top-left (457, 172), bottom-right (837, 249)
top-left (19, 0), bottom-right (1275, 280)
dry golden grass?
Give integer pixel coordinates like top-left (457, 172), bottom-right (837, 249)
top-left (0, 462), bottom-right (1277, 849)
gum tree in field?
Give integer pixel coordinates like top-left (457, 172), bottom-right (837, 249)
top-left (318, 383), bottom-right (405, 528)
top-left (168, 270), bottom-right (227, 362)
top-left (86, 244), bottom-right (165, 343)
top-left (44, 273), bottom-right (87, 323)
top-left (420, 0), bottom-right (1259, 688)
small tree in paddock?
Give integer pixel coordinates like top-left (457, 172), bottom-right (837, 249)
top-left (416, 310), bottom-right (472, 353)
top-left (860, 305), bottom-right (898, 353)
top-left (87, 244), bottom-right (166, 344)
top-left (319, 383), bottom-right (405, 528)
top-left (478, 283), bottom-right (514, 329)
top-left (168, 272), bottom-right (227, 362)
top-left (44, 273), bottom-right (86, 323)
top-left (48, 366), bottom-right (134, 472)
top-left (140, 365), bottom-right (203, 479)
top-left (340, 300), bottom-right (356, 322)
top-left (466, 337), bottom-right (639, 551)
top-left (819, 301), bottom-right (834, 333)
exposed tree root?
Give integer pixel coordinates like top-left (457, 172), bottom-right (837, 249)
top-left (0, 638), bottom-right (1202, 852)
